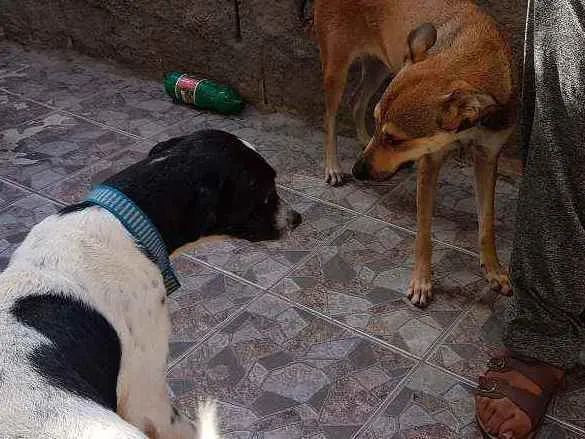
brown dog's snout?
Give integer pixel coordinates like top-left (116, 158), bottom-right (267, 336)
top-left (352, 158), bottom-right (371, 181)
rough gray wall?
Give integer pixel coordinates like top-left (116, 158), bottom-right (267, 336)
top-left (1, 0), bottom-right (527, 153)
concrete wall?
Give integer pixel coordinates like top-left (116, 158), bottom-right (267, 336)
top-left (1, 0), bottom-right (527, 153)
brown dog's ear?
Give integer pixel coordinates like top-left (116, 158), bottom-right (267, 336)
top-left (438, 81), bottom-right (500, 131)
top-left (406, 23), bottom-right (437, 63)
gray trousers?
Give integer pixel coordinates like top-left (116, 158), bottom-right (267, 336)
top-left (503, 0), bottom-right (585, 369)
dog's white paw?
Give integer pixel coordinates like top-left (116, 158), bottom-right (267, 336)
top-left (483, 263), bottom-right (512, 296)
top-left (408, 277), bottom-right (433, 308)
top-left (325, 165), bottom-right (344, 186)
top-left (197, 400), bottom-right (221, 439)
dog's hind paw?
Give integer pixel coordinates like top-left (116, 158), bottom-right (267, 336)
top-left (408, 278), bottom-right (433, 308)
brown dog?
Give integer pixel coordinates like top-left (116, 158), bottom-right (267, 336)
top-left (313, 0), bottom-right (516, 306)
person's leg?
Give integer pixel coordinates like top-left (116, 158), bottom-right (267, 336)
top-left (505, 0), bottom-right (585, 369)
top-left (475, 0), bottom-right (585, 437)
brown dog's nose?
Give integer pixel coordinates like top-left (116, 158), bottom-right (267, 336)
top-left (288, 210), bottom-right (302, 229)
top-left (352, 159), bottom-right (371, 180)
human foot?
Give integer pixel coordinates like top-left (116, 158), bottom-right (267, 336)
top-left (475, 354), bottom-right (564, 438)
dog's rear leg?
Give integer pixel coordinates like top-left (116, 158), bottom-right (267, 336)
top-left (322, 49), bottom-right (350, 186)
top-left (409, 151), bottom-right (445, 307)
top-left (351, 58), bottom-right (390, 145)
top-left (472, 135), bottom-right (512, 295)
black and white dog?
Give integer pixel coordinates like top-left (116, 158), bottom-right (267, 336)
top-left (0, 130), bottom-right (301, 439)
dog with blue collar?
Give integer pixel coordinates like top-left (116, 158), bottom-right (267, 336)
top-left (0, 130), bottom-right (301, 439)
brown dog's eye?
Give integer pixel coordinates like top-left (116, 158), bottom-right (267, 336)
top-left (384, 132), bottom-right (404, 146)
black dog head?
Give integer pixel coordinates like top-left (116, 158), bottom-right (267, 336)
top-left (103, 130), bottom-right (301, 253)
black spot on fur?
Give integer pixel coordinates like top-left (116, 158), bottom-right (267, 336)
top-left (11, 294), bottom-right (121, 411)
top-left (161, 296), bottom-right (167, 305)
top-left (104, 130), bottom-right (287, 253)
top-left (58, 201), bottom-right (95, 216)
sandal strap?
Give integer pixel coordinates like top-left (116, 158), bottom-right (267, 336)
top-left (475, 376), bottom-right (549, 426)
top-left (486, 355), bottom-right (560, 395)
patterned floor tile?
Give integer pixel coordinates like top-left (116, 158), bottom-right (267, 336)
top-left (43, 146), bottom-right (147, 204)
top-left (357, 364), bottom-right (583, 439)
top-left (0, 48), bottom-right (129, 109)
top-left (429, 298), bottom-right (585, 429)
top-left (428, 297), bottom-right (507, 381)
top-left (0, 180), bottom-right (30, 209)
top-left (0, 194), bottom-right (61, 270)
top-left (189, 189), bottom-right (356, 288)
top-left (66, 78), bottom-right (202, 138)
top-left (0, 112), bottom-right (136, 190)
top-left (369, 160), bottom-right (519, 262)
top-left (272, 216), bottom-right (488, 357)
top-left (168, 257), bottom-right (265, 363)
top-left (168, 294), bottom-right (416, 439)
top-left (0, 90), bottom-right (53, 131)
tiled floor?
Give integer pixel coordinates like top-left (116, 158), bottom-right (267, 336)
top-left (0, 41), bottom-right (583, 438)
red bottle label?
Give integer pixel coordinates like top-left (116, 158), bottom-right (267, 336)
top-left (175, 74), bottom-right (202, 105)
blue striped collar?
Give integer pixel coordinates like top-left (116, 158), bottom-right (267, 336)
top-left (85, 184), bottom-right (181, 295)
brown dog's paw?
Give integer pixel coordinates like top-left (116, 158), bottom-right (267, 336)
top-left (325, 165), bottom-right (344, 186)
top-left (483, 264), bottom-right (512, 296)
top-left (408, 278), bottom-right (433, 308)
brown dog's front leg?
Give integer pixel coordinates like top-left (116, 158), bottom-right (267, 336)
top-left (322, 51), bottom-right (350, 186)
top-left (472, 146), bottom-right (511, 295)
top-left (409, 152), bottom-right (444, 307)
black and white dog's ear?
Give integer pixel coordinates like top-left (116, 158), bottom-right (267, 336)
top-left (148, 137), bottom-right (183, 156)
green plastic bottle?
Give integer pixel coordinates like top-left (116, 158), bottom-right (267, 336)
top-left (164, 72), bottom-right (245, 114)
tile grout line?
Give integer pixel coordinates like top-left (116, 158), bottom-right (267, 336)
top-left (278, 180), bottom-right (481, 259)
top-left (166, 290), bottom-right (269, 371)
top-left (184, 254), bottom-right (422, 363)
top-left (351, 362), bottom-right (425, 439)
top-left (418, 284), bottom-right (499, 364)
top-left (420, 303), bottom-right (476, 363)
top-left (266, 288), bottom-right (421, 361)
top-left (0, 176), bottom-right (66, 207)
top-left (363, 184), bottom-right (481, 258)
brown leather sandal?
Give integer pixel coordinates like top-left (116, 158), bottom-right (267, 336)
top-left (474, 355), bottom-right (562, 439)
